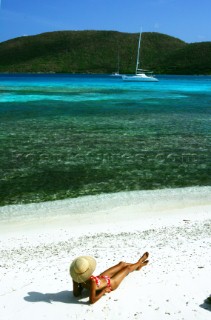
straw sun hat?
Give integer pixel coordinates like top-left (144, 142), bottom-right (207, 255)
top-left (70, 256), bottom-right (96, 283)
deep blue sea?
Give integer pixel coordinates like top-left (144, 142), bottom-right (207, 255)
top-left (0, 74), bottom-right (210, 206)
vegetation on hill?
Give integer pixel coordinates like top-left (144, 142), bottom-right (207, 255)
top-left (158, 41), bottom-right (211, 74)
top-left (0, 30), bottom-right (210, 74)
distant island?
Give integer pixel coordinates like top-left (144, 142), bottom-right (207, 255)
top-left (0, 30), bottom-right (211, 74)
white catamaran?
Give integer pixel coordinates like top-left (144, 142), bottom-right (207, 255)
top-left (122, 32), bottom-right (158, 82)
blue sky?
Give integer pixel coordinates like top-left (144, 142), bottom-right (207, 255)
top-left (0, 0), bottom-right (211, 43)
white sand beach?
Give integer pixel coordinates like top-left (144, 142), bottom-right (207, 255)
top-left (0, 186), bottom-right (211, 320)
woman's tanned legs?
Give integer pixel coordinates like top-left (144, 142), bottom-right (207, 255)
top-left (110, 253), bottom-right (149, 290)
top-left (100, 252), bottom-right (149, 279)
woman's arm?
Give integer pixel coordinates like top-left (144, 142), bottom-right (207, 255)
top-left (89, 278), bottom-right (110, 304)
top-left (72, 280), bottom-right (83, 297)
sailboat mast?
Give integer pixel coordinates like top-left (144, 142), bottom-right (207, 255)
top-left (117, 48), bottom-right (120, 73)
top-left (135, 32), bottom-right (141, 74)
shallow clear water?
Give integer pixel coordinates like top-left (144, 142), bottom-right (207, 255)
top-left (0, 74), bottom-right (210, 206)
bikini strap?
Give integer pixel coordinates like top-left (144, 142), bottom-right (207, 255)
top-left (100, 275), bottom-right (112, 290)
top-left (90, 275), bottom-right (101, 287)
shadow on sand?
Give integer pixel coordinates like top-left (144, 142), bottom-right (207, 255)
top-left (24, 290), bottom-right (89, 305)
top-left (199, 295), bottom-right (211, 312)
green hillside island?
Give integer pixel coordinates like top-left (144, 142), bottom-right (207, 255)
top-left (0, 30), bottom-right (211, 74)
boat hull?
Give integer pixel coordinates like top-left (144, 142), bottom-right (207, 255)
top-left (110, 73), bottom-right (122, 77)
top-left (122, 75), bottom-right (158, 82)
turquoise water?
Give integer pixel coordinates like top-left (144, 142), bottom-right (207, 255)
top-left (0, 74), bottom-right (210, 206)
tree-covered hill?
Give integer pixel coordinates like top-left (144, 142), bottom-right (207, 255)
top-left (0, 30), bottom-right (210, 74)
top-left (157, 41), bottom-right (211, 74)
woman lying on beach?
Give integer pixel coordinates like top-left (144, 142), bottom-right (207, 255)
top-left (70, 252), bottom-right (149, 304)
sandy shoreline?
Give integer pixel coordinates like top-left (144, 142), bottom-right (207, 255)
top-left (0, 187), bottom-right (211, 319)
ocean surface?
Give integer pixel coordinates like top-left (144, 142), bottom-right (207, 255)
top-left (0, 74), bottom-right (210, 206)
